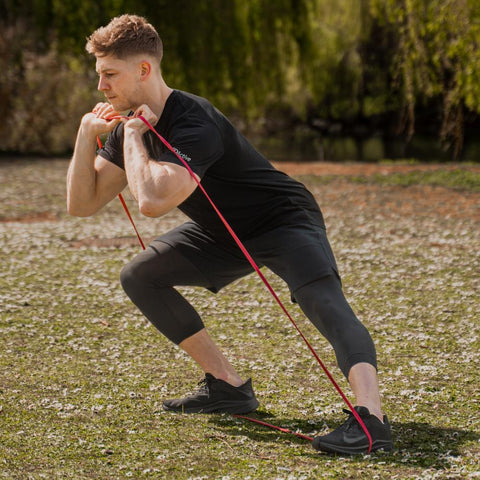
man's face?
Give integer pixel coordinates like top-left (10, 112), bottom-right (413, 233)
top-left (95, 55), bottom-right (144, 112)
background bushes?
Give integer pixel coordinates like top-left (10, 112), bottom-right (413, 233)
top-left (1, 0), bottom-right (479, 158)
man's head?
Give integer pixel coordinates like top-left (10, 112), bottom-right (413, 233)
top-left (86, 14), bottom-right (163, 63)
top-left (86, 15), bottom-right (164, 112)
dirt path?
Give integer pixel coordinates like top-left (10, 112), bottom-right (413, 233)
top-left (0, 159), bottom-right (479, 225)
top-left (271, 161), bottom-right (480, 176)
top-left (271, 162), bottom-right (480, 223)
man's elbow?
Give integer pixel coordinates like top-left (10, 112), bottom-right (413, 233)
top-left (138, 198), bottom-right (168, 218)
top-left (67, 198), bottom-right (97, 217)
top-left (67, 206), bottom-right (95, 217)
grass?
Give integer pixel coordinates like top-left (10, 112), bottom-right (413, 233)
top-left (349, 168), bottom-right (480, 191)
top-left (1, 159), bottom-right (479, 479)
top-left (300, 166), bottom-right (480, 191)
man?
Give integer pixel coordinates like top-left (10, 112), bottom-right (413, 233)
top-left (67, 14), bottom-right (393, 455)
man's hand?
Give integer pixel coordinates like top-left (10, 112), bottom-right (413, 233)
top-left (123, 104), bottom-right (159, 135)
top-left (67, 102), bottom-right (128, 217)
top-left (81, 102), bottom-right (122, 137)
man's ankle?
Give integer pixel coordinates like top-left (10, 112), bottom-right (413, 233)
top-left (355, 404), bottom-right (384, 422)
top-left (209, 371), bottom-right (244, 387)
top-left (366, 407), bottom-right (384, 423)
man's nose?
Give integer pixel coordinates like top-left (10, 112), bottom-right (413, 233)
top-left (97, 77), bottom-right (109, 91)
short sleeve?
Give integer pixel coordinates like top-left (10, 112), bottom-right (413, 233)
top-left (144, 120), bottom-right (224, 179)
top-left (97, 120), bottom-right (223, 179)
top-left (97, 123), bottom-right (125, 169)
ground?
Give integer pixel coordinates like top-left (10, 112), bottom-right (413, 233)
top-left (273, 161), bottom-right (480, 221)
top-left (0, 158), bottom-right (479, 479)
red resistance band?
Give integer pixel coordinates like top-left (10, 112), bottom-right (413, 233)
top-left (98, 115), bottom-right (372, 451)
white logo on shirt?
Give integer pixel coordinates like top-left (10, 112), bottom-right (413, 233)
top-left (173, 147), bottom-right (191, 163)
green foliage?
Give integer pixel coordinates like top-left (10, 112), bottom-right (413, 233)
top-left (0, 0), bottom-right (479, 157)
top-left (369, 0), bottom-right (480, 158)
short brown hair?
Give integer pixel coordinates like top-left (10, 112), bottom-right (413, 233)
top-left (86, 14), bottom-right (163, 62)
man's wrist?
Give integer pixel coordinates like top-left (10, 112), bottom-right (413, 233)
top-left (80, 116), bottom-right (102, 139)
top-left (124, 123), bottom-right (147, 137)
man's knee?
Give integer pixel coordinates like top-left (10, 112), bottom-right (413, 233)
top-left (120, 260), bottom-right (140, 297)
top-left (120, 253), bottom-right (161, 296)
top-left (295, 276), bottom-right (341, 317)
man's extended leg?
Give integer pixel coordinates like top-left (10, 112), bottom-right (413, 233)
top-left (348, 362), bottom-right (382, 420)
top-left (293, 276), bottom-right (393, 453)
top-left (293, 276), bottom-right (382, 419)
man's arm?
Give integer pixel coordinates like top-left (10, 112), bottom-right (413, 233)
top-left (122, 106), bottom-right (200, 218)
top-left (67, 105), bottom-right (127, 217)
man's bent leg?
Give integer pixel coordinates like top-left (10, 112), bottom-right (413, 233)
top-left (179, 329), bottom-right (244, 387)
top-left (120, 242), bottom-right (259, 413)
top-left (120, 245), bottom-right (206, 344)
top-left (120, 240), bottom-right (253, 389)
top-left (160, 328), bottom-right (259, 414)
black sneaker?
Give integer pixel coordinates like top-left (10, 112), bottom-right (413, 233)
top-left (312, 406), bottom-right (393, 455)
top-left (162, 373), bottom-right (259, 414)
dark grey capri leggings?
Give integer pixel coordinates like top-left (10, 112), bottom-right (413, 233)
top-left (120, 221), bottom-right (377, 379)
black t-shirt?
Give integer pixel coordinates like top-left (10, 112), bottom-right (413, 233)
top-left (99, 90), bottom-right (324, 241)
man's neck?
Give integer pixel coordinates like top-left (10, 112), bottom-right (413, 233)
top-left (143, 79), bottom-right (173, 118)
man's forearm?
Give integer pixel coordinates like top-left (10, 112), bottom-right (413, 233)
top-left (122, 115), bottom-right (199, 218)
top-left (66, 123), bottom-right (99, 216)
top-left (123, 127), bottom-right (170, 216)
top-left (123, 127), bottom-right (147, 203)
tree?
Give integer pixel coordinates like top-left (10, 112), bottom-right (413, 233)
top-left (1, 0), bottom-right (479, 158)
top-left (370, 0), bottom-right (480, 159)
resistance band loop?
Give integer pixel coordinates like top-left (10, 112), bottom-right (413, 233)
top-left (136, 115), bottom-right (372, 452)
top-left (234, 415), bottom-right (314, 441)
top-left (118, 193), bottom-right (146, 250)
top-left (99, 114), bottom-right (372, 451)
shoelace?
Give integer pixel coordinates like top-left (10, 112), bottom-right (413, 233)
top-left (194, 378), bottom-right (209, 395)
top-left (341, 409), bottom-right (364, 432)
top-left (98, 114), bottom-right (373, 452)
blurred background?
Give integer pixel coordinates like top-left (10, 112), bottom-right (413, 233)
top-left (1, 0), bottom-right (479, 162)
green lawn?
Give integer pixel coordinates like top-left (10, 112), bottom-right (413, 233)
top-left (1, 159), bottom-right (479, 479)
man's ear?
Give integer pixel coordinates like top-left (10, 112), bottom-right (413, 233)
top-left (139, 61), bottom-right (152, 80)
